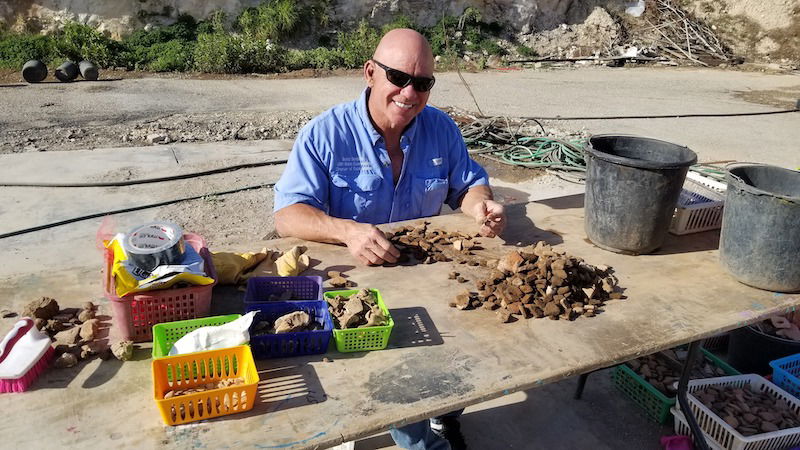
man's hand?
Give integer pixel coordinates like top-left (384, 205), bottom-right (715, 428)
top-left (342, 222), bottom-right (400, 266)
top-left (474, 199), bottom-right (506, 238)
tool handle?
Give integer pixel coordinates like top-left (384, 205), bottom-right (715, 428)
top-left (0, 318), bottom-right (34, 365)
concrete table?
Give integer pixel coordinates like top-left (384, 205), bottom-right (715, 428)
top-left (4, 194), bottom-right (799, 449)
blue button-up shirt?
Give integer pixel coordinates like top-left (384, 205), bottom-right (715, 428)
top-left (274, 89), bottom-right (489, 224)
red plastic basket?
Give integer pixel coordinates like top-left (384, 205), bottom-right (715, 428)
top-left (104, 233), bottom-right (217, 342)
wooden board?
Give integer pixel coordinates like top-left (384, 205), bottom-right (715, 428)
top-left (3, 194), bottom-right (798, 449)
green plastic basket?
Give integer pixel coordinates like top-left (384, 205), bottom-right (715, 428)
top-left (612, 348), bottom-right (740, 424)
top-left (324, 289), bottom-right (393, 353)
top-left (151, 314), bottom-right (241, 359)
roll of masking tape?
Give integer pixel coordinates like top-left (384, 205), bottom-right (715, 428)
top-left (123, 221), bottom-right (185, 273)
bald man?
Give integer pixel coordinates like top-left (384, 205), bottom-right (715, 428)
top-left (274, 28), bottom-right (505, 267)
top-left (273, 30), bottom-right (503, 448)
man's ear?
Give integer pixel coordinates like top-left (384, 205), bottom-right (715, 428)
top-left (364, 60), bottom-right (375, 86)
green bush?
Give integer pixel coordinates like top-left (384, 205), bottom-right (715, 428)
top-left (236, 0), bottom-right (299, 41)
top-left (194, 32), bottom-right (238, 72)
top-left (238, 35), bottom-right (287, 72)
top-left (336, 20), bottom-right (380, 68)
top-left (0, 9), bottom-right (517, 74)
top-left (0, 33), bottom-right (55, 68)
top-left (147, 40), bottom-right (195, 71)
top-left (54, 22), bottom-right (122, 67)
top-left (194, 33), bottom-right (287, 73)
top-left (516, 44), bottom-right (538, 58)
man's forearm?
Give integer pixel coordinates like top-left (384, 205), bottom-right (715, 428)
top-left (460, 185), bottom-right (494, 219)
top-left (274, 203), bottom-right (355, 244)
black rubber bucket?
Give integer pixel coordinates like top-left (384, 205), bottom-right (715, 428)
top-left (727, 325), bottom-right (800, 374)
top-left (22, 60), bottom-right (47, 83)
top-left (720, 164), bottom-right (800, 292)
top-left (584, 135), bottom-right (697, 254)
top-left (55, 61), bottom-right (78, 82)
top-left (79, 60), bottom-right (98, 81)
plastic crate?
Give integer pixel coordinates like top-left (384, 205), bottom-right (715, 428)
top-left (245, 300), bottom-right (333, 359)
top-left (770, 353), bottom-right (800, 399)
top-left (324, 289), bottom-right (393, 353)
top-left (243, 276), bottom-right (323, 304)
top-left (152, 314), bottom-right (242, 359)
top-left (104, 233), bottom-right (218, 343)
top-left (672, 407), bottom-right (725, 450)
top-left (677, 374), bottom-right (800, 450)
top-left (152, 345), bottom-right (259, 426)
top-left (612, 349), bottom-right (740, 424)
top-left (670, 178), bottom-right (726, 235)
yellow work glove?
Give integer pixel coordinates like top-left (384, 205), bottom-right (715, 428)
top-left (211, 249), bottom-right (269, 285)
top-left (240, 250), bottom-right (282, 281)
top-left (275, 246), bottom-right (310, 276)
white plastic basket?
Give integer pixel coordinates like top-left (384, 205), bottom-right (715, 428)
top-left (672, 408), bottom-right (725, 450)
top-left (670, 177), bottom-right (726, 235)
top-left (676, 374), bottom-right (800, 450)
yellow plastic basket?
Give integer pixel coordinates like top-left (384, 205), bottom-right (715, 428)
top-left (152, 345), bottom-right (259, 425)
top-left (324, 289), bottom-right (393, 353)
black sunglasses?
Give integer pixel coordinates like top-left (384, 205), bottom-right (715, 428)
top-left (372, 59), bottom-right (436, 92)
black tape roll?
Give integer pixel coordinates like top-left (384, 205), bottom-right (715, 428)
top-left (123, 222), bottom-right (186, 273)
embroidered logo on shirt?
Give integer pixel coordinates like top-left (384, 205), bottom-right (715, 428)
top-left (432, 157), bottom-right (443, 166)
top-left (336, 156), bottom-right (373, 172)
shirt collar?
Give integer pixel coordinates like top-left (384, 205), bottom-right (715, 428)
top-left (357, 88), bottom-right (421, 147)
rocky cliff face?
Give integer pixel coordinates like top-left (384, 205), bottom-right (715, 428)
top-left (1, 0), bottom-right (797, 61)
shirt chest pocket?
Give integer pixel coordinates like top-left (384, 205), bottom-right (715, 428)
top-left (413, 177), bottom-right (449, 217)
top-left (330, 172), bottom-right (382, 222)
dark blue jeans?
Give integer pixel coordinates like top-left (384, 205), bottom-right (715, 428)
top-left (388, 410), bottom-right (463, 450)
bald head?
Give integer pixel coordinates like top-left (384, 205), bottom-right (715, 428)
top-left (364, 28), bottom-right (435, 136)
top-left (372, 28), bottom-right (434, 77)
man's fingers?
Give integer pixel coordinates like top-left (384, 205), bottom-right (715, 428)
top-left (479, 224), bottom-right (496, 238)
top-left (361, 248), bottom-right (383, 266)
top-left (372, 235), bottom-right (400, 260)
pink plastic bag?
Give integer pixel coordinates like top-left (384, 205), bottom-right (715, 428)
top-left (661, 435), bottom-right (693, 450)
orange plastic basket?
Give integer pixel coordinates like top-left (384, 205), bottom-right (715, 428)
top-left (152, 345), bottom-right (259, 426)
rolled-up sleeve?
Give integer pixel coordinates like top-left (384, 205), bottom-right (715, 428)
top-left (273, 128), bottom-right (330, 213)
top-left (444, 120), bottom-right (489, 210)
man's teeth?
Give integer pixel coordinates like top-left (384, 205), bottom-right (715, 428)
top-left (393, 101), bottom-right (413, 109)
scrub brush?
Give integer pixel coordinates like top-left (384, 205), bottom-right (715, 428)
top-left (0, 318), bottom-right (54, 393)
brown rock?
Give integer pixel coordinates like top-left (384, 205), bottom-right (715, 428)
top-left (507, 302), bottom-right (522, 315)
top-left (330, 276), bottom-right (349, 288)
top-left (723, 415), bottom-right (739, 428)
top-left (111, 341), bottom-right (134, 361)
top-left (327, 271), bottom-right (341, 279)
top-left (80, 319), bottom-right (100, 341)
top-left (78, 309), bottom-right (96, 322)
top-left (497, 251), bottom-right (524, 274)
top-left (22, 297), bottom-right (60, 320)
top-left (496, 309), bottom-right (513, 323)
top-left (455, 293), bottom-right (471, 310)
top-left (448, 271), bottom-right (459, 280)
top-left (543, 302), bottom-right (561, 317)
top-left (54, 327), bottom-right (81, 346)
top-left (80, 341), bottom-right (106, 359)
top-left (53, 353), bottom-right (78, 369)
top-left (45, 320), bottom-right (67, 333)
top-left (760, 420), bottom-right (779, 433)
top-left (274, 311), bottom-right (311, 333)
